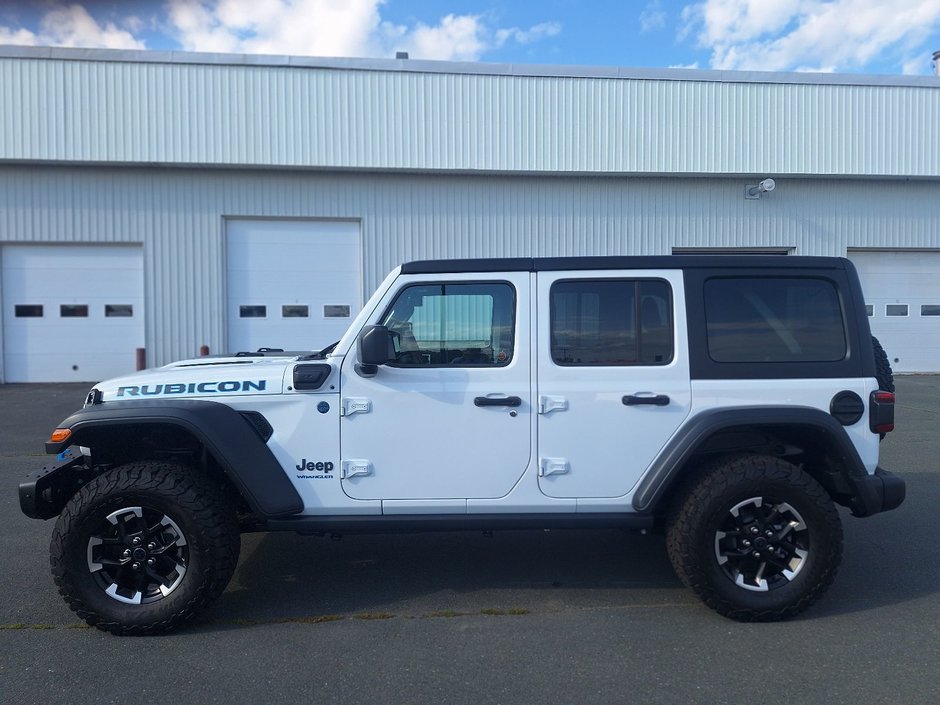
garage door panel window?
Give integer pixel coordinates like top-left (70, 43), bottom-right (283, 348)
top-left (60, 304), bottom-right (88, 318)
top-left (865, 305), bottom-right (874, 317)
top-left (921, 305), bottom-right (940, 317)
top-left (324, 305), bottom-right (351, 318)
top-left (105, 304), bottom-right (134, 317)
top-left (239, 305), bottom-right (266, 318)
top-left (381, 283), bottom-right (515, 367)
top-left (282, 305), bottom-right (309, 318)
top-left (885, 304), bottom-right (909, 317)
top-left (14, 304), bottom-right (43, 317)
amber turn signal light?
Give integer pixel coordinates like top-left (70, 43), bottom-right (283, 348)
top-left (49, 428), bottom-right (72, 443)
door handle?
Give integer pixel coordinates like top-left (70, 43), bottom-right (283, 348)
top-left (622, 393), bottom-right (670, 406)
top-left (474, 396), bottom-right (522, 407)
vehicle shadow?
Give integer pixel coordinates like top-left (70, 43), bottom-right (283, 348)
top-left (198, 472), bottom-right (938, 631)
top-left (197, 527), bottom-right (689, 630)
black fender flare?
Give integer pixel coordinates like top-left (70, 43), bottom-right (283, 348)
top-left (632, 406), bottom-right (881, 516)
top-left (47, 400), bottom-right (303, 518)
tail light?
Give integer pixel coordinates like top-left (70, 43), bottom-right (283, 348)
top-left (869, 391), bottom-right (895, 434)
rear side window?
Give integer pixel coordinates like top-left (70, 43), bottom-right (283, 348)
top-left (550, 279), bottom-right (673, 366)
top-left (704, 277), bottom-right (846, 363)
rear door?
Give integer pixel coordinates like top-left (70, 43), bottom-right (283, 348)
top-left (536, 270), bottom-right (691, 499)
top-left (340, 273), bottom-right (531, 501)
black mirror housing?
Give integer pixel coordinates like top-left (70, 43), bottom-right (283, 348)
top-left (359, 325), bottom-right (394, 366)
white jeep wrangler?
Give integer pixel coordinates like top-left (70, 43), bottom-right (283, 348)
top-left (20, 255), bottom-right (904, 633)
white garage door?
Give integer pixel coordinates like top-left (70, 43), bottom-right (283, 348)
top-left (226, 219), bottom-right (361, 354)
top-left (2, 245), bottom-right (144, 383)
top-left (850, 250), bottom-right (940, 373)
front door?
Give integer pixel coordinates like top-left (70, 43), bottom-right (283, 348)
top-left (340, 273), bottom-right (531, 501)
top-left (536, 270), bottom-right (691, 499)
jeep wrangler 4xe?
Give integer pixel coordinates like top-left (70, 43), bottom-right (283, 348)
top-left (20, 256), bottom-right (905, 634)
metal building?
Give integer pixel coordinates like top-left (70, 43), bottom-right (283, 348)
top-left (1, 45), bottom-right (939, 382)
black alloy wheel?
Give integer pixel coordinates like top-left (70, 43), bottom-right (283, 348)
top-left (86, 506), bottom-right (189, 605)
top-left (713, 496), bottom-right (809, 592)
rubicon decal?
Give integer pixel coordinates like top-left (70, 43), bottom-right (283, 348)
top-left (117, 380), bottom-right (267, 397)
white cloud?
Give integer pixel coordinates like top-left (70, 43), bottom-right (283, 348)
top-left (0, 1), bottom-right (560, 62)
top-left (495, 21), bottom-right (561, 46)
top-left (0, 3), bottom-right (145, 49)
top-left (402, 14), bottom-right (487, 60)
top-left (640, 1), bottom-right (667, 33)
top-left (0, 26), bottom-right (38, 45)
top-left (669, 61), bottom-right (700, 69)
top-left (680, 0), bottom-right (940, 73)
top-left (166, 1), bottom-right (560, 61)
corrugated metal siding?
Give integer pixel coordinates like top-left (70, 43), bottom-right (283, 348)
top-left (1, 166), bottom-right (938, 370)
top-left (1, 56), bottom-right (938, 177)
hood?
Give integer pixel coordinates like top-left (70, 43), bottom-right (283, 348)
top-left (93, 355), bottom-right (296, 402)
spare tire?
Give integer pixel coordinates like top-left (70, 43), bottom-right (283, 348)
top-left (872, 336), bottom-right (895, 393)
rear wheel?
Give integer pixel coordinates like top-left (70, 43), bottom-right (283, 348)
top-left (666, 455), bottom-right (842, 621)
top-left (50, 461), bottom-right (240, 635)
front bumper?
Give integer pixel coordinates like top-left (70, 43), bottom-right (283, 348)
top-left (19, 452), bottom-right (94, 520)
top-left (849, 467), bottom-right (906, 518)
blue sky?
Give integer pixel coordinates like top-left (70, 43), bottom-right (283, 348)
top-left (1, 1), bottom-right (939, 75)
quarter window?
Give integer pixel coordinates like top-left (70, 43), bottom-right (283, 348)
top-left (381, 283), bottom-right (515, 366)
top-left (550, 280), bottom-right (673, 366)
top-left (704, 278), bottom-right (846, 363)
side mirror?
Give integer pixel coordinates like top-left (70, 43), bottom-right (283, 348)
top-left (357, 325), bottom-right (394, 375)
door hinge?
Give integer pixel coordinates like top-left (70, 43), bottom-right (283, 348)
top-left (538, 396), bottom-right (568, 414)
top-left (539, 457), bottom-right (570, 477)
top-left (341, 398), bottom-right (372, 417)
top-left (341, 460), bottom-right (372, 479)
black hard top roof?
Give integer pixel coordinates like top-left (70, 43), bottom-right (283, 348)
top-left (400, 255), bottom-right (850, 274)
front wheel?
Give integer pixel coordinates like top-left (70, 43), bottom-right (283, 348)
top-left (50, 461), bottom-right (240, 635)
top-left (666, 455), bottom-right (842, 621)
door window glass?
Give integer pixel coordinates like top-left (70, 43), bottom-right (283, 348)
top-left (550, 280), bottom-right (673, 366)
top-left (381, 283), bottom-right (515, 366)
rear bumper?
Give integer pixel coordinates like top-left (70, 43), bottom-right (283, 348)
top-left (849, 467), bottom-right (906, 517)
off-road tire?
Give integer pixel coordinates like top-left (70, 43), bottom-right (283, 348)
top-left (666, 454), bottom-right (842, 621)
top-left (50, 460), bottom-right (240, 635)
top-left (872, 336), bottom-right (895, 393)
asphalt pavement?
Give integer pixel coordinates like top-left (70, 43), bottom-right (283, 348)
top-left (1, 379), bottom-right (938, 705)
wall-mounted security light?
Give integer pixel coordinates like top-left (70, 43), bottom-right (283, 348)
top-left (745, 178), bottom-right (776, 200)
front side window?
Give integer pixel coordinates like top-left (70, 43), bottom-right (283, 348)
top-left (550, 279), bottom-right (673, 366)
top-left (381, 282), bottom-right (515, 366)
top-left (704, 277), bottom-right (846, 363)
